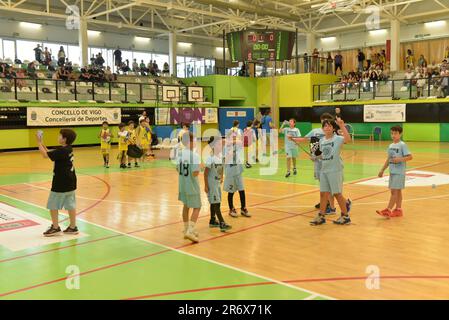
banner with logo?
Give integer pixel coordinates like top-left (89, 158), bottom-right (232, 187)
top-left (27, 107), bottom-right (122, 126)
top-left (155, 107), bottom-right (218, 125)
top-left (364, 104), bottom-right (406, 122)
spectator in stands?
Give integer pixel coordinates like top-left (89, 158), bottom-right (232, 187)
top-left (26, 61), bottom-right (37, 79)
top-left (404, 68), bottom-right (414, 88)
top-left (90, 54), bottom-right (96, 67)
top-left (139, 60), bottom-right (147, 75)
top-left (79, 67), bottom-right (91, 81)
top-left (113, 47), bottom-right (122, 70)
top-left (326, 53), bottom-right (333, 74)
top-left (303, 53), bottom-right (309, 73)
top-left (57, 46), bottom-right (66, 67)
top-left (440, 68), bottom-right (449, 97)
top-left (366, 47), bottom-right (374, 69)
top-left (153, 60), bottom-right (160, 73)
top-left (334, 51), bottom-right (343, 75)
top-left (418, 55), bottom-right (427, 68)
top-left (34, 44), bottom-right (43, 63)
top-left (14, 68), bottom-right (27, 90)
top-left (96, 53), bottom-right (105, 68)
top-left (43, 47), bottom-right (51, 66)
top-left (405, 49), bottom-right (414, 69)
top-left (65, 59), bottom-right (73, 72)
top-left (415, 70), bottom-right (426, 98)
top-left (48, 56), bottom-right (58, 72)
top-left (238, 63), bottom-right (248, 77)
top-left (163, 62), bottom-right (170, 76)
top-left (357, 49), bottom-right (365, 72)
top-left (104, 66), bottom-right (114, 82)
top-left (312, 48), bottom-right (319, 73)
top-left (132, 59), bottom-right (139, 74)
top-left (334, 107), bottom-right (343, 120)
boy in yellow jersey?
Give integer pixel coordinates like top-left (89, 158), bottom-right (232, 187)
top-left (98, 121), bottom-right (111, 168)
top-left (136, 119), bottom-right (150, 162)
top-left (117, 122), bottom-right (129, 169)
top-left (127, 120), bottom-right (139, 168)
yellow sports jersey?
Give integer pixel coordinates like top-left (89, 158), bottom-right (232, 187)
top-left (100, 128), bottom-right (111, 150)
top-left (128, 128), bottom-right (137, 145)
top-left (138, 126), bottom-right (150, 148)
top-left (118, 131), bottom-right (128, 151)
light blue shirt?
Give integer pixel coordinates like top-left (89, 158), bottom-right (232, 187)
top-left (319, 134), bottom-right (345, 173)
top-left (205, 155), bottom-right (223, 189)
top-left (284, 127), bottom-right (301, 150)
top-left (388, 141), bottom-right (411, 175)
top-left (224, 143), bottom-right (244, 177)
top-left (177, 149), bottom-right (200, 195)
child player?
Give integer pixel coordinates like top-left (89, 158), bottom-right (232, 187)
top-left (290, 113), bottom-right (344, 214)
top-left (204, 136), bottom-right (232, 232)
top-left (117, 123), bottom-right (129, 169)
top-left (376, 126), bottom-right (413, 218)
top-left (177, 132), bottom-right (201, 243)
top-left (127, 120), bottom-right (139, 168)
top-left (310, 118), bottom-right (352, 226)
top-left (136, 118), bottom-right (150, 162)
top-left (99, 121), bottom-right (111, 168)
top-left (280, 118), bottom-right (301, 178)
top-left (36, 129), bottom-right (79, 237)
top-left (243, 120), bottom-right (256, 168)
top-left (224, 127), bottom-right (250, 218)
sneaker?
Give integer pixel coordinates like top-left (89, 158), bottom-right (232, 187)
top-left (184, 230), bottom-right (199, 243)
top-left (135, 163), bottom-right (139, 167)
top-left (389, 208), bottom-right (403, 217)
top-left (245, 162), bottom-right (252, 169)
top-left (43, 225), bottom-right (61, 237)
top-left (241, 208), bottom-right (251, 217)
top-left (346, 199), bottom-right (352, 214)
top-left (63, 226), bottom-right (79, 235)
top-left (229, 208), bottom-right (238, 218)
top-left (333, 215), bottom-right (351, 225)
top-left (120, 164), bottom-right (126, 169)
top-left (256, 158), bottom-right (259, 163)
top-left (105, 164), bottom-right (109, 169)
top-left (376, 208), bottom-right (391, 217)
top-left (325, 207), bottom-right (337, 215)
top-left (127, 163), bottom-right (131, 168)
top-left (310, 214), bottom-right (326, 226)
top-left (220, 222), bottom-right (232, 232)
top-left (293, 168), bottom-right (297, 175)
top-left (285, 171), bottom-right (291, 178)
top-left (314, 202), bottom-right (321, 209)
top-left (209, 220), bottom-right (220, 228)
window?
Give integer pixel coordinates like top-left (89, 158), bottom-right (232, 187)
top-left (16, 40), bottom-right (37, 62)
top-left (153, 53), bottom-right (168, 72)
top-left (3, 40), bottom-right (16, 62)
top-left (67, 45), bottom-right (80, 66)
top-left (177, 56), bottom-right (186, 78)
top-left (121, 50), bottom-right (133, 66)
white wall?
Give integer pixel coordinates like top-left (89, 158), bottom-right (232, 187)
top-left (314, 19), bottom-right (449, 52)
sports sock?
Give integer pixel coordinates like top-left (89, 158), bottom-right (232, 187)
top-left (228, 193), bottom-right (234, 210)
top-left (239, 190), bottom-right (246, 209)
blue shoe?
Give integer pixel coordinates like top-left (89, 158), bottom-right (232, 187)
top-left (325, 207), bottom-right (337, 215)
top-left (346, 199), bottom-right (352, 214)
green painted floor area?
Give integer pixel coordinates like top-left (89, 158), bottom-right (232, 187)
top-left (0, 194), bottom-right (327, 300)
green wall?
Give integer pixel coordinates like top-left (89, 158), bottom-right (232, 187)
top-left (441, 123), bottom-right (449, 142)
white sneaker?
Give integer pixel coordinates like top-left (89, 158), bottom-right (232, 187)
top-left (184, 230), bottom-right (199, 243)
top-left (229, 208), bottom-right (238, 218)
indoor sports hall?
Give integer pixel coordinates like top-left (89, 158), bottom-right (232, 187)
top-left (1, 0), bottom-right (449, 301)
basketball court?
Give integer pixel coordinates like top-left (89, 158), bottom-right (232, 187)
top-left (2, 141), bottom-right (449, 300)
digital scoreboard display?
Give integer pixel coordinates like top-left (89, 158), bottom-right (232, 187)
top-left (227, 30), bottom-right (295, 62)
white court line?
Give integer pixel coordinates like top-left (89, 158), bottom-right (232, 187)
top-left (0, 193), bottom-right (335, 300)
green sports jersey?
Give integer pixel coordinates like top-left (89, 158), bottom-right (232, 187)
top-left (177, 149), bottom-right (201, 196)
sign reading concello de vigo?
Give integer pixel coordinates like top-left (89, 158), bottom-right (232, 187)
top-left (27, 107), bottom-right (122, 126)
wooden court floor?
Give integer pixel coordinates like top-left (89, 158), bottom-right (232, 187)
top-left (1, 140), bottom-right (449, 299)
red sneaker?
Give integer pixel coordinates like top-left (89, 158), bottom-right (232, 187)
top-left (389, 208), bottom-right (403, 217)
top-left (376, 208), bottom-right (391, 217)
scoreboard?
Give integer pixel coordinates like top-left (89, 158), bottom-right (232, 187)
top-left (227, 30), bottom-right (295, 62)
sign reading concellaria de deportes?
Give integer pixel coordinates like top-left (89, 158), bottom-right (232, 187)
top-left (27, 107), bottom-right (122, 126)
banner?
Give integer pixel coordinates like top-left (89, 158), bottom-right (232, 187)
top-left (364, 104), bottom-right (406, 122)
top-left (155, 107), bottom-right (218, 125)
top-left (27, 107), bottom-right (121, 126)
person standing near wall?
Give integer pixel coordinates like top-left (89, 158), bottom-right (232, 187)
top-left (334, 51), bottom-right (343, 75)
top-left (366, 47), bottom-right (374, 69)
top-left (357, 49), bottom-right (365, 72)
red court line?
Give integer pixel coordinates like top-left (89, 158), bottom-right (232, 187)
top-left (124, 274), bottom-right (449, 300)
top-left (0, 187), bottom-right (396, 297)
top-left (1, 159), bottom-right (448, 295)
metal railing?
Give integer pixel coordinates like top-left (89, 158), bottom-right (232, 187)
top-left (313, 76), bottom-right (449, 102)
top-left (0, 76), bottom-right (214, 104)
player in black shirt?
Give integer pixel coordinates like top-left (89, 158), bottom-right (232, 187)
top-left (37, 128), bottom-right (79, 237)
